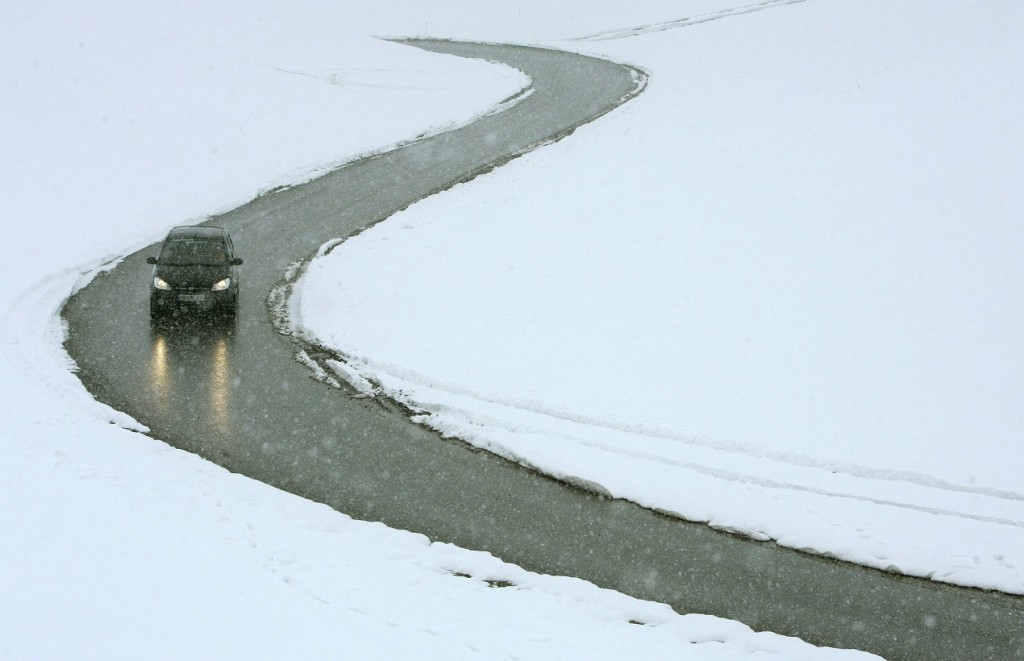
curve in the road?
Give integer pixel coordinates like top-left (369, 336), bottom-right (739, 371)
top-left (62, 40), bottom-right (1023, 660)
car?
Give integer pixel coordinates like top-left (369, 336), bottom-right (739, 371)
top-left (147, 226), bottom-right (242, 320)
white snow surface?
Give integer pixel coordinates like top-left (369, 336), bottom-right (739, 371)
top-left (0, 0), bottom-right (876, 658)
top-left (293, 0), bottom-right (1024, 595)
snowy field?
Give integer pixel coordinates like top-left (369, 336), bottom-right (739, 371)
top-left (0, 0), bottom-right (882, 658)
top-left (294, 0), bottom-right (1024, 595)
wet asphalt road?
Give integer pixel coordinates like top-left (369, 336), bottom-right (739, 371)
top-left (62, 41), bottom-right (1023, 659)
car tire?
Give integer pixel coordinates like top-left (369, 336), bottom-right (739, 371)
top-left (221, 295), bottom-right (238, 320)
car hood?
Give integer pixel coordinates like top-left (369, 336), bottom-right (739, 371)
top-left (154, 264), bottom-right (229, 289)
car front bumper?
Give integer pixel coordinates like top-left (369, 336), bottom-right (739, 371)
top-left (151, 288), bottom-right (236, 314)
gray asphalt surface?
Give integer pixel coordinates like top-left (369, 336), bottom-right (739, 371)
top-left (62, 40), bottom-right (1023, 659)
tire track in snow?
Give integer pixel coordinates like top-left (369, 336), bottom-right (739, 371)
top-left (288, 342), bottom-right (1024, 526)
top-left (573, 0), bottom-right (808, 41)
top-left (305, 356), bottom-right (1024, 529)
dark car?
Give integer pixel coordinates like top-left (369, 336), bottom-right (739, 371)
top-left (147, 226), bottom-right (242, 319)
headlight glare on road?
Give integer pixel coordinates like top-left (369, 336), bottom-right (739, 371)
top-left (212, 278), bottom-right (231, 292)
top-left (153, 277), bottom-right (171, 290)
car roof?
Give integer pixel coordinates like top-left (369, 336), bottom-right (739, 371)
top-left (166, 226), bottom-right (230, 240)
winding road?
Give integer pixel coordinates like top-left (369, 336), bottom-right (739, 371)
top-left (63, 40), bottom-right (1023, 659)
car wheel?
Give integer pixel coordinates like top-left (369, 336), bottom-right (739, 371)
top-left (220, 295), bottom-right (238, 320)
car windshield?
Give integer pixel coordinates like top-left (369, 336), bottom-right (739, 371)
top-left (159, 238), bottom-right (229, 266)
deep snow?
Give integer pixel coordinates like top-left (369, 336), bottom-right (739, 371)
top-left (1, 0), bottom-right (879, 658)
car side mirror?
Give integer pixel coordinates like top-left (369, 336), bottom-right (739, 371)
top-left (232, 258), bottom-right (243, 265)
top-left (146, 256), bottom-right (157, 265)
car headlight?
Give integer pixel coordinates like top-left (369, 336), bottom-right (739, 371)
top-left (211, 278), bottom-right (231, 292)
top-left (153, 277), bottom-right (171, 290)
